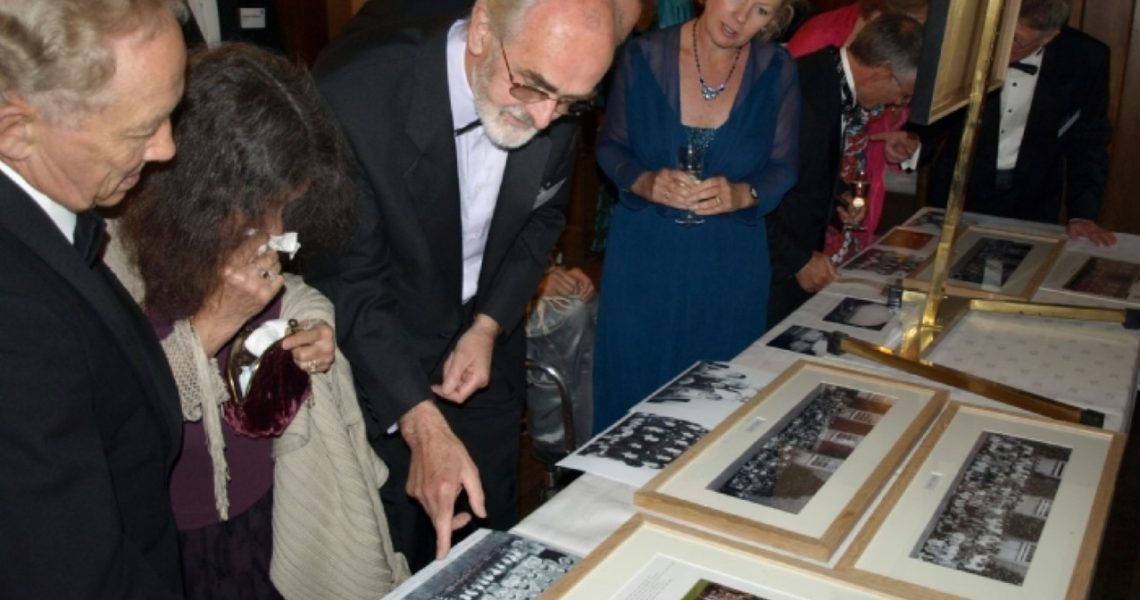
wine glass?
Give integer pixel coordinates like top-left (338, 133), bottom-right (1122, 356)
top-left (675, 144), bottom-right (705, 226)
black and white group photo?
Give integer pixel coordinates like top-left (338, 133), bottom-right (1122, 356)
top-left (401, 531), bottom-right (577, 600)
top-left (577, 413), bottom-right (709, 470)
top-left (648, 361), bottom-right (760, 404)
top-left (913, 432), bottom-right (1071, 585)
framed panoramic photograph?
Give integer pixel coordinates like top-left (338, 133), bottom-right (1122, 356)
top-left (1039, 252), bottom-right (1140, 307)
top-left (634, 360), bottom-right (947, 561)
top-left (909, 0), bottom-right (1021, 125)
top-left (838, 402), bottom-right (1124, 600)
top-left (906, 225), bottom-right (1064, 300)
top-left (542, 515), bottom-right (898, 600)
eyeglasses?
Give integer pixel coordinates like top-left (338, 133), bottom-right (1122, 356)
top-left (500, 45), bottom-right (594, 117)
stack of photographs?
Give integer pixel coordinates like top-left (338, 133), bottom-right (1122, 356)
top-left (557, 361), bottom-right (774, 487)
top-left (838, 209), bottom-right (950, 284)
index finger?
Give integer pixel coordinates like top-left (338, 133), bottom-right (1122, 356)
top-left (432, 502), bottom-right (457, 560)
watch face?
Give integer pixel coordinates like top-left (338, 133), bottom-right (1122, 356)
top-left (750, 187), bottom-right (758, 199)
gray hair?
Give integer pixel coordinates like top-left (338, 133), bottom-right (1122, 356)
top-left (483, 0), bottom-right (620, 46)
top-left (0, 0), bottom-right (188, 123)
top-left (1019, 0), bottom-right (1070, 32)
top-left (848, 13), bottom-right (924, 80)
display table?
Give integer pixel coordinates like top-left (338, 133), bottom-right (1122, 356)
top-left (516, 211), bottom-right (1140, 598)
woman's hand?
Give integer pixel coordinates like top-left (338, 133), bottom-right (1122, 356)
top-left (686, 178), bottom-right (756, 216)
top-left (835, 191), bottom-right (867, 226)
top-left (631, 169), bottom-right (702, 210)
top-left (281, 319), bottom-right (336, 374)
top-left (191, 232), bottom-right (284, 356)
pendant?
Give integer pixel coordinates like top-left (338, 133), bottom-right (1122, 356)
top-left (700, 81), bottom-right (724, 101)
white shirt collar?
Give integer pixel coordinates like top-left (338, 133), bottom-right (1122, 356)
top-left (0, 159), bottom-right (77, 243)
top-left (839, 47), bottom-right (858, 106)
top-left (446, 19), bottom-right (480, 134)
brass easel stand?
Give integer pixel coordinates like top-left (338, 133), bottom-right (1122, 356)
top-left (827, 0), bottom-right (1137, 428)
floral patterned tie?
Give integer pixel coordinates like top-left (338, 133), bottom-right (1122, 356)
top-left (825, 53), bottom-right (881, 265)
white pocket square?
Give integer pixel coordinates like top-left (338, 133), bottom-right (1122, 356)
top-left (1057, 110), bottom-right (1081, 138)
top-left (533, 177), bottom-right (567, 209)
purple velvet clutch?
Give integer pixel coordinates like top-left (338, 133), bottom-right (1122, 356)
top-left (225, 319), bottom-right (311, 438)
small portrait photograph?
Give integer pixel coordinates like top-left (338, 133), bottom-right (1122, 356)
top-left (708, 383), bottom-right (893, 514)
top-left (404, 531), bottom-right (577, 600)
top-left (577, 413), bottom-right (708, 470)
top-left (948, 237), bottom-right (1033, 287)
top-left (1064, 256), bottom-right (1140, 300)
top-left (844, 248), bottom-right (925, 277)
top-left (912, 432), bottom-right (1072, 586)
top-left (767, 325), bottom-right (831, 357)
top-left (650, 361), bottom-right (755, 404)
top-left (823, 297), bottom-right (893, 331)
top-left (682, 579), bottom-right (767, 600)
top-left (878, 228), bottom-right (935, 252)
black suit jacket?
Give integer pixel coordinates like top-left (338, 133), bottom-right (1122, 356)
top-left (766, 47), bottom-right (843, 326)
top-left (924, 27), bottom-right (1111, 223)
top-left (307, 20), bottom-right (578, 434)
top-left (0, 175), bottom-right (183, 598)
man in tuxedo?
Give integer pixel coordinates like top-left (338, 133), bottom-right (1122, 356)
top-left (0, 1), bottom-right (187, 597)
top-left (924, 0), bottom-right (1115, 246)
top-left (308, 0), bottom-right (617, 568)
top-left (767, 14), bottom-right (925, 327)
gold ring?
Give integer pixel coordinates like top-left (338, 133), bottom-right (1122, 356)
top-left (307, 360), bottom-right (316, 373)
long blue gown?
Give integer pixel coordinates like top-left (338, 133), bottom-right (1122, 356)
top-left (592, 25), bottom-right (801, 432)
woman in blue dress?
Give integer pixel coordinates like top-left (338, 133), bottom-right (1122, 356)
top-left (593, 0), bottom-right (802, 432)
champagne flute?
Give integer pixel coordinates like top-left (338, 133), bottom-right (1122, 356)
top-left (675, 144), bottom-right (705, 226)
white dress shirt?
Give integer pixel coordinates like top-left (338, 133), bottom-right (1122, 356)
top-left (0, 160), bottom-right (76, 243)
top-left (447, 20), bottom-right (509, 304)
top-left (997, 48), bottom-right (1044, 171)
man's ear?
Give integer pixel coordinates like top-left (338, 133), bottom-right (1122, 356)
top-left (0, 101), bottom-right (37, 162)
top-left (1041, 28), bottom-right (1061, 47)
top-left (467, 1), bottom-right (493, 58)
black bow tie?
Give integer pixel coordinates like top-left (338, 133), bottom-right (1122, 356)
top-left (1009, 61), bottom-right (1039, 75)
top-left (73, 212), bottom-right (107, 267)
top-left (454, 119), bottom-right (482, 137)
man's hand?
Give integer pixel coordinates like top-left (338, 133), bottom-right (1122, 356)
top-left (1067, 219), bottom-right (1118, 247)
top-left (400, 401), bottom-right (486, 560)
top-left (795, 251), bottom-right (839, 293)
top-left (870, 131), bottom-right (920, 165)
top-left (431, 314), bottom-right (500, 403)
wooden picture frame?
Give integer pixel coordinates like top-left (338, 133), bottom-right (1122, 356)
top-left (905, 225), bottom-right (1064, 301)
top-left (838, 402), bottom-right (1124, 600)
top-left (634, 360), bottom-right (947, 561)
top-left (910, 0), bottom-right (1022, 125)
top-left (542, 515), bottom-right (898, 600)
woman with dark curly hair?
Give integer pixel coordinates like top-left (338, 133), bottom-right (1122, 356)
top-left (106, 43), bottom-right (408, 599)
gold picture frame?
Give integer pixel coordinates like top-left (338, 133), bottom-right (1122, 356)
top-left (910, 0), bottom-right (1022, 125)
top-left (542, 515), bottom-right (897, 599)
top-left (838, 402), bottom-right (1124, 600)
top-left (905, 225), bottom-right (1065, 301)
top-left (634, 360), bottom-right (947, 561)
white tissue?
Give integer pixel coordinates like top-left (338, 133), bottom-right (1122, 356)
top-left (256, 231), bottom-right (302, 260)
